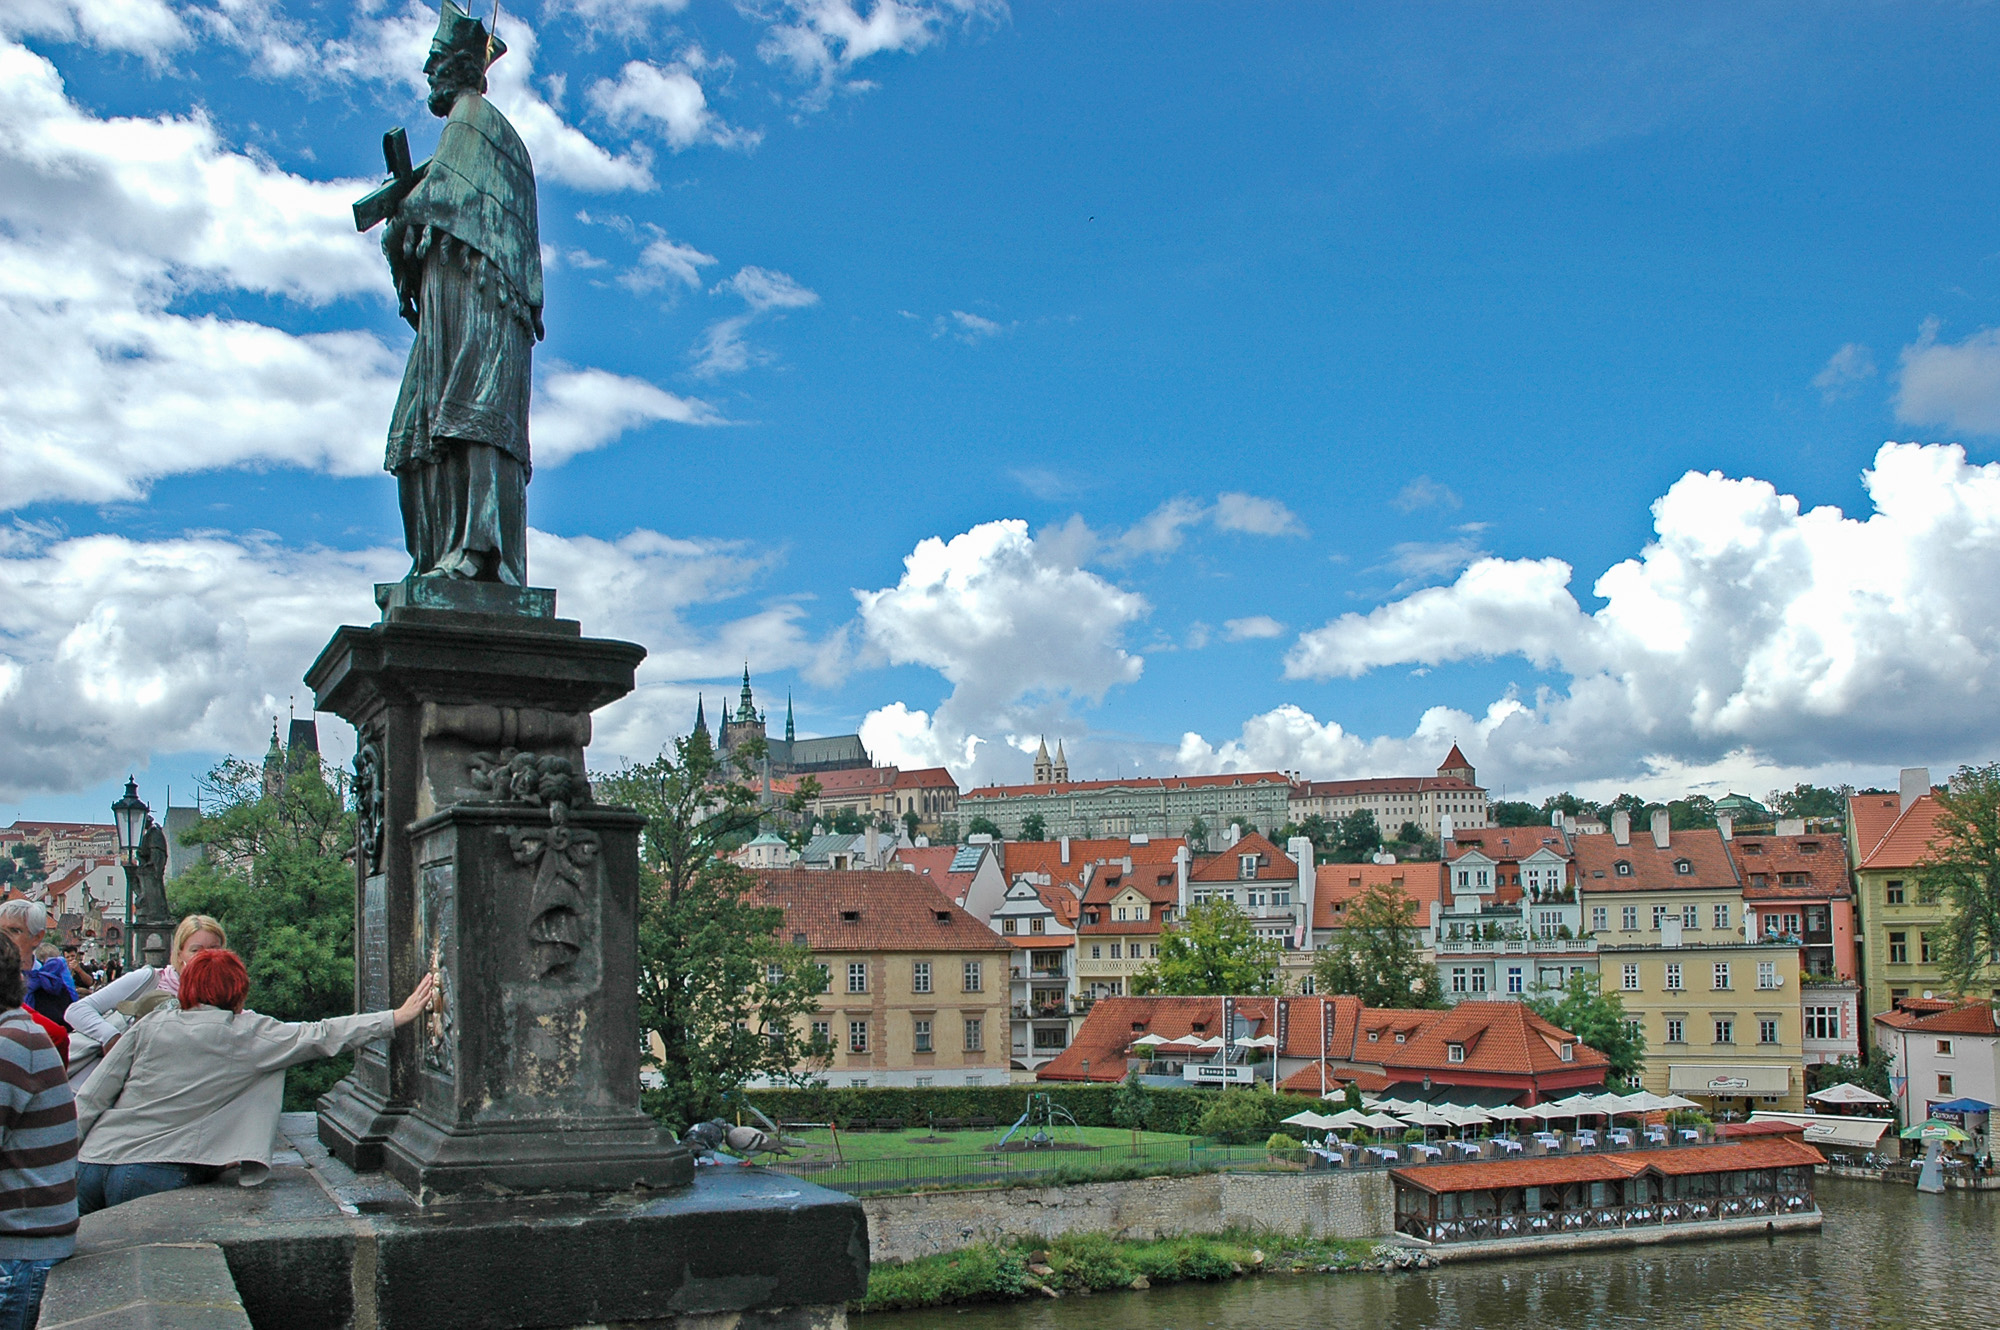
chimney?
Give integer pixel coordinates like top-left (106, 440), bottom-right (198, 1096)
top-left (1550, 809), bottom-right (1563, 828)
top-left (1060, 835), bottom-right (1070, 865)
top-left (1775, 818), bottom-right (1805, 837)
top-left (1650, 810), bottom-right (1670, 849)
top-left (1716, 813), bottom-right (1733, 841)
top-left (1440, 815), bottom-right (1455, 845)
top-left (1288, 836), bottom-right (1315, 952)
top-left (1612, 810), bottom-right (1631, 846)
top-left (1175, 844), bottom-right (1192, 915)
top-left (1900, 767), bottom-right (1931, 814)
top-left (1563, 814), bottom-right (1577, 835)
top-left (866, 824), bottom-right (880, 865)
top-left (1226, 823), bottom-right (1242, 847)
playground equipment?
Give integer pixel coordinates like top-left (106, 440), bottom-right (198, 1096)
top-left (996, 1092), bottom-right (1082, 1149)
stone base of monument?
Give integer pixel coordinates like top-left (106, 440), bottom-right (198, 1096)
top-left (49, 1116), bottom-right (866, 1330)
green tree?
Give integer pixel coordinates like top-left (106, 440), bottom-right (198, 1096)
top-left (1540, 792), bottom-right (1594, 820)
top-left (10, 844), bottom-right (43, 874)
top-left (783, 775), bottom-right (822, 849)
top-left (1769, 783), bottom-right (1850, 822)
top-left (1019, 812), bottom-right (1047, 842)
top-left (1807, 1046), bottom-right (1892, 1099)
top-left (936, 818), bottom-right (960, 845)
top-left (1490, 800), bottom-right (1541, 827)
top-left (1311, 882), bottom-right (1442, 1008)
top-left (1526, 972), bottom-right (1646, 1083)
top-left (1185, 816), bottom-right (1210, 848)
top-left (1110, 1068), bottom-right (1153, 1131)
top-left (829, 807), bottom-right (865, 835)
top-left (1328, 809), bottom-right (1381, 864)
top-left (1130, 900), bottom-right (1281, 996)
top-left (901, 809), bottom-right (921, 840)
top-left (1196, 1089), bottom-right (1271, 1144)
top-left (170, 754), bottom-right (357, 1110)
top-left (1606, 793), bottom-right (1650, 817)
top-left (967, 816), bottom-right (1003, 840)
top-left (595, 731), bottom-right (833, 1132)
top-left (1666, 796), bottom-right (1716, 830)
top-left (1916, 763), bottom-right (2000, 994)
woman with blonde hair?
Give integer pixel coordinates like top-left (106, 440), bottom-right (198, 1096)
top-left (63, 915), bottom-right (227, 1087)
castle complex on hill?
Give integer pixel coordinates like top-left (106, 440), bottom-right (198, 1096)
top-left (695, 666), bottom-right (872, 779)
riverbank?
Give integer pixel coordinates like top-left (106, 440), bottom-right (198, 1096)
top-left (852, 1231), bottom-right (1423, 1313)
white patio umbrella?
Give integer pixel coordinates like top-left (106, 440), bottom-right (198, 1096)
top-left (1234, 1035), bottom-right (1278, 1048)
top-left (1807, 1083), bottom-right (1890, 1107)
top-left (1657, 1094), bottom-right (1702, 1111)
top-left (1191, 1035), bottom-right (1227, 1052)
top-left (1358, 1112), bottom-right (1406, 1134)
top-left (1326, 1109), bottom-right (1373, 1131)
top-left (1128, 1033), bottom-right (1169, 1052)
top-left (1282, 1110), bottom-right (1339, 1131)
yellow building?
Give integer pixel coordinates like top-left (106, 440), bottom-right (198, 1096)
top-left (1847, 775), bottom-right (1999, 1021)
top-left (753, 869), bottom-right (1013, 1088)
top-left (1074, 872), bottom-right (1173, 999)
top-left (1576, 812), bottom-right (1805, 1113)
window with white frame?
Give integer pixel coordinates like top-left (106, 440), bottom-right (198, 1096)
top-left (912, 961), bottom-right (932, 993)
top-left (847, 962), bottom-right (867, 994)
top-left (1713, 961), bottom-right (1731, 989)
top-left (1756, 960), bottom-right (1777, 989)
top-left (1805, 1006), bottom-right (1841, 1040)
top-left (963, 960), bottom-right (983, 992)
top-left (1623, 906), bottom-right (1638, 931)
top-left (1665, 962), bottom-right (1683, 990)
top-left (1665, 1017), bottom-right (1685, 1043)
top-left (1713, 903), bottom-right (1730, 930)
top-left (848, 1019), bottom-right (869, 1054)
top-left (1622, 963), bottom-right (1640, 991)
top-left (1592, 907), bottom-right (1608, 931)
top-left (913, 1018), bottom-right (932, 1053)
top-left (1714, 1018), bottom-right (1734, 1044)
top-left (1682, 904), bottom-right (1699, 928)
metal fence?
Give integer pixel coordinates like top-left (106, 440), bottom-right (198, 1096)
top-left (763, 1139), bottom-right (1269, 1195)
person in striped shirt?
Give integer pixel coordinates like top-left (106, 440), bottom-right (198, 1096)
top-left (0, 958), bottom-right (78, 1329)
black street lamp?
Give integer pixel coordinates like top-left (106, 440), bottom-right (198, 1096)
top-left (111, 777), bottom-right (148, 968)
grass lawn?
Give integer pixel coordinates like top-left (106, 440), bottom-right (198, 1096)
top-left (779, 1123), bottom-right (1201, 1165)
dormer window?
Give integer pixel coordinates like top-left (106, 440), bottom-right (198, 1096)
top-left (1614, 861), bottom-right (1633, 877)
top-left (1002, 918), bottom-right (1017, 933)
top-left (1560, 1042), bottom-right (1575, 1062)
top-left (840, 910), bottom-right (860, 923)
top-left (1447, 1043), bottom-right (1465, 1063)
top-left (1367, 1030), bottom-right (1380, 1042)
top-left (1674, 859), bottom-right (1692, 875)
top-left (1395, 1033), bottom-right (1406, 1044)
top-left (1239, 854), bottom-right (1258, 879)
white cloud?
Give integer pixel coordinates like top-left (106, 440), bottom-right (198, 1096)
top-left (692, 266), bottom-right (820, 377)
top-left (853, 519), bottom-right (1147, 786)
top-left (1224, 615), bottom-right (1285, 641)
top-left (749, 0), bottom-right (1008, 108)
top-left (1284, 442), bottom-right (2000, 785)
top-left (0, 0), bottom-right (189, 58)
top-left (620, 235), bottom-right (720, 293)
top-left (532, 368), bottom-right (724, 464)
top-left (0, 522), bottom-right (818, 798)
top-left (931, 309), bottom-right (1003, 343)
top-left (1213, 491), bottom-right (1306, 536)
top-left (1894, 320), bottom-right (2000, 436)
top-left (588, 58), bottom-right (761, 152)
top-left (1381, 536), bottom-right (1491, 589)
top-left (546, 0), bottom-right (692, 39)
top-left (1392, 475), bottom-right (1462, 512)
top-left (1813, 342), bottom-right (1876, 401)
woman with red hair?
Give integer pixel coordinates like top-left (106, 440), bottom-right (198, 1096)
top-left (73, 950), bottom-right (433, 1213)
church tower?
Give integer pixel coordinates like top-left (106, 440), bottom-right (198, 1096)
top-left (1052, 740), bottom-right (1070, 784)
top-left (719, 663), bottom-right (768, 762)
top-left (692, 693), bottom-right (709, 741)
top-left (1032, 736), bottom-right (1054, 785)
top-left (785, 692), bottom-right (796, 744)
top-left (1437, 743), bottom-right (1475, 785)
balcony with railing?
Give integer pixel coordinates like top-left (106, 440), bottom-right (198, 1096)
top-left (1434, 935), bottom-right (1598, 956)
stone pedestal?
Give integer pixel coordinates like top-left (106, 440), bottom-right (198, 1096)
top-left (308, 589), bottom-right (690, 1200)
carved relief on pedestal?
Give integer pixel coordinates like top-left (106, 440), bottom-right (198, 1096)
top-left (354, 728), bottom-right (386, 876)
top-left (419, 858), bottom-right (457, 1078)
top-left (467, 747), bottom-right (599, 979)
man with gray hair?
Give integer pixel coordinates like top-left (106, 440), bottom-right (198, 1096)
top-left (0, 904), bottom-right (68, 1065)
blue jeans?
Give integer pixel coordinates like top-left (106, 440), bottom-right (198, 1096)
top-left (75, 1162), bottom-right (215, 1216)
top-left (0, 1259), bottom-right (58, 1330)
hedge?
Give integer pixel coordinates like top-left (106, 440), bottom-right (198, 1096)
top-left (659, 1083), bottom-right (1326, 1139)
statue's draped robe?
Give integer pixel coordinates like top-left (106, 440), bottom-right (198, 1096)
top-left (386, 91), bottom-right (542, 585)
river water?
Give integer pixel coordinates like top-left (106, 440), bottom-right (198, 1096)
top-left (874, 1178), bottom-right (1997, 1330)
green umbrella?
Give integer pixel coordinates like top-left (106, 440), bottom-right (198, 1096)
top-left (1900, 1118), bottom-right (1970, 1143)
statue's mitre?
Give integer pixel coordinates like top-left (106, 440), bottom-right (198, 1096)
top-left (433, 0), bottom-right (507, 67)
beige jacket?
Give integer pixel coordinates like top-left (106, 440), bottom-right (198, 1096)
top-left (76, 1006), bottom-right (394, 1183)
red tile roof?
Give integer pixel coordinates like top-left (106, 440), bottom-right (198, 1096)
top-left (1311, 863), bottom-right (1445, 929)
top-left (1390, 1138), bottom-right (1823, 1194)
top-left (891, 846), bottom-right (978, 905)
top-left (750, 869), bottom-right (1010, 954)
top-left (1857, 795), bottom-right (1949, 871)
top-left (963, 773), bottom-right (1292, 798)
top-left (1376, 1002), bottom-right (1610, 1080)
top-left (1189, 832), bottom-right (1297, 883)
top-left (810, 765), bottom-right (960, 796)
top-left (1873, 1000), bottom-right (2000, 1037)
top-left (1004, 838), bottom-right (1184, 901)
top-left (1638, 1138), bottom-right (1825, 1175)
top-left (1571, 827), bottom-right (1739, 893)
top-left (1730, 832), bottom-right (1851, 901)
top-left (1446, 827), bottom-right (1570, 862)
top-left (1847, 793), bottom-right (1909, 864)
top-left (1296, 776), bottom-right (1480, 796)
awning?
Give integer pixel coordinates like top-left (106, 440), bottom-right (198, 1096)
top-left (1669, 1064), bottom-right (1791, 1096)
top-left (1749, 1112), bottom-right (1892, 1149)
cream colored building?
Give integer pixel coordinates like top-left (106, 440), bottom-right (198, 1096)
top-left (1288, 746), bottom-right (1488, 840)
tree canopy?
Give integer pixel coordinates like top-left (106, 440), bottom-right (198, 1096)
top-left (1310, 882), bottom-right (1442, 1008)
top-left (1490, 800), bottom-right (1542, 827)
top-left (595, 730), bottom-right (832, 1131)
top-left (1325, 809), bottom-right (1383, 864)
top-left (1768, 783), bottom-right (1850, 822)
top-left (1526, 972), bottom-right (1646, 1083)
top-left (1130, 900), bottom-right (1281, 996)
top-left (1019, 812), bottom-right (1047, 841)
top-left (966, 815), bottom-right (1003, 840)
top-left (1916, 763), bottom-right (2000, 994)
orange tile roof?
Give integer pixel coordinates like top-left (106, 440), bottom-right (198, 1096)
top-left (1857, 794), bottom-right (1949, 871)
top-left (1004, 838), bottom-right (1184, 900)
top-left (1311, 863), bottom-right (1445, 929)
top-left (891, 845), bottom-right (979, 905)
top-left (1388, 1138), bottom-right (1822, 1194)
top-left (963, 772), bottom-right (1291, 798)
top-left (1296, 776), bottom-right (1480, 796)
top-left (1189, 832), bottom-right (1298, 883)
top-left (1847, 793), bottom-right (1908, 864)
top-left (1873, 1000), bottom-right (2000, 1037)
top-left (1377, 1002), bottom-right (1610, 1079)
top-left (1731, 832), bottom-right (1851, 901)
top-left (1446, 827), bottom-right (1570, 862)
top-left (750, 869), bottom-right (1010, 954)
top-left (1571, 827), bottom-right (1739, 893)
top-left (1638, 1138), bottom-right (1825, 1175)
top-left (1439, 744), bottom-right (1471, 771)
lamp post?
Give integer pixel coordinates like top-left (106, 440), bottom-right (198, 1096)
top-left (111, 778), bottom-right (148, 969)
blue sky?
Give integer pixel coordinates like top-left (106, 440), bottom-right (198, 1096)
top-left (8, 2), bottom-right (2000, 825)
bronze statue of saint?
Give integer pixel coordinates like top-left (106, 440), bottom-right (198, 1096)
top-left (132, 815), bottom-right (171, 926)
top-left (372, 1), bottom-right (543, 586)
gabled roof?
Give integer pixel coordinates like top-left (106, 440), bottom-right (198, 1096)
top-left (1377, 1002), bottom-right (1609, 1079)
top-left (1189, 832), bottom-right (1296, 883)
top-left (1311, 863), bottom-right (1446, 929)
top-left (1857, 794), bottom-right (1948, 872)
top-left (1846, 793), bottom-right (1907, 865)
top-left (1873, 1000), bottom-right (2000, 1037)
top-left (1390, 1138), bottom-right (1823, 1194)
top-left (1296, 776), bottom-right (1481, 797)
top-left (891, 846), bottom-right (974, 902)
top-left (1003, 838), bottom-right (1184, 901)
top-left (1439, 743), bottom-right (1472, 771)
top-left (1446, 827), bottom-right (1570, 862)
top-left (1571, 827), bottom-right (1739, 893)
top-left (750, 869), bottom-right (1010, 954)
top-left (1730, 832), bottom-right (1851, 900)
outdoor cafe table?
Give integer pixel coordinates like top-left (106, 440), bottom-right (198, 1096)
top-left (1409, 1143), bottom-right (1443, 1160)
top-left (1447, 1140), bottom-right (1481, 1158)
top-left (1533, 1132), bottom-right (1563, 1150)
top-left (1494, 1137), bottom-right (1525, 1154)
top-left (1365, 1146), bottom-right (1400, 1163)
top-left (1678, 1128), bottom-right (1701, 1142)
top-left (1646, 1128), bottom-right (1668, 1144)
top-left (1610, 1129), bottom-right (1635, 1146)
top-left (1576, 1129), bottom-right (1599, 1149)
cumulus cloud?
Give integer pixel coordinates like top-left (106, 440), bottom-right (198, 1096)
top-left (0, 0), bottom-right (188, 58)
top-left (1813, 342), bottom-right (1876, 401)
top-left (749, 0), bottom-right (1008, 108)
top-left (620, 235), bottom-right (720, 293)
top-left (693, 266), bottom-right (820, 377)
top-left (0, 522), bottom-right (816, 798)
top-left (533, 369), bottom-right (724, 464)
top-left (853, 519), bottom-right (1147, 785)
top-left (1214, 492), bottom-right (1307, 537)
top-left (1393, 475), bottom-right (1462, 512)
top-left (1894, 320), bottom-right (2000, 436)
top-left (1224, 615), bottom-right (1285, 641)
top-left (588, 57), bottom-right (761, 152)
top-left (1283, 442), bottom-right (2000, 785)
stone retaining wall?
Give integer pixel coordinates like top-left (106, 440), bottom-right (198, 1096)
top-left (861, 1170), bottom-right (1393, 1264)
